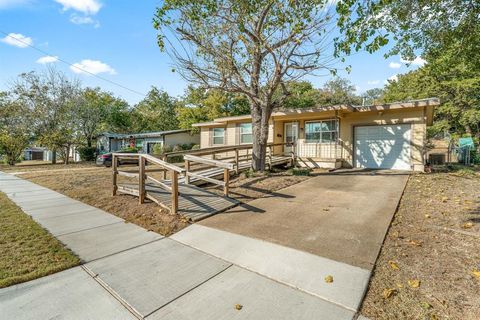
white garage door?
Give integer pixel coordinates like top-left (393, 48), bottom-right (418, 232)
top-left (355, 125), bottom-right (412, 170)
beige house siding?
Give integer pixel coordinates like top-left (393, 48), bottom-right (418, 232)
top-left (200, 127), bottom-right (210, 149)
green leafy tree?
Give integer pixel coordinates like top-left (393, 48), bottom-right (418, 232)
top-left (103, 98), bottom-right (132, 133)
top-left (283, 81), bottom-right (320, 109)
top-left (318, 77), bottom-right (361, 105)
top-left (12, 68), bottom-right (80, 164)
top-left (362, 88), bottom-right (385, 105)
top-left (335, 0), bottom-right (479, 69)
top-left (154, 0), bottom-right (338, 171)
top-left (177, 86), bottom-right (250, 133)
top-left (0, 92), bottom-right (31, 165)
top-left (335, 0), bottom-right (480, 139)
top-left (132, 87), bottom-right (178, 132)
top-left (74, 87), bottom-right (117, 148)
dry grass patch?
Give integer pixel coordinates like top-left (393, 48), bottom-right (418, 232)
top-left (361, 168), bottom-right (480, 320)
top-left (206, 167), bottom-right (322, 202)
top-left (21, 167), bottom-right (190, 236)
top-left (0, 192), bottom-right (79, 288)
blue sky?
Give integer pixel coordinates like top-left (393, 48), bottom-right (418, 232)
top-left (0, 0), bottom-right (425, 105)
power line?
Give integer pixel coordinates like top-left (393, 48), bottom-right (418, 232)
top-left (0, 30), bottom-right (147, 97)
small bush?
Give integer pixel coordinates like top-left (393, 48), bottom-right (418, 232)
top-left (172, 144), bottom-right (183, 152)
top-left (191, 144), bottom-right (200, 150)
top-left (152, 143), bottom-right (163, 155)
top-left (289, 167), bottom-right (311, 176)
top-left (121, 146), bottom-right (139, 153)
top-left (77, 146), bottom-right (96, 161)
top-left (180, 143), bottom-right (196, 150)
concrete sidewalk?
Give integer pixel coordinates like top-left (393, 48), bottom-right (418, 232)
top-left (0, 172), bottom-right (359, 319)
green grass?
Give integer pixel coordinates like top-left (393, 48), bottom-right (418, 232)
top-left (0, 192), bottom-right (80, 288)
top-left (289, 167), bottom-right (311, 176)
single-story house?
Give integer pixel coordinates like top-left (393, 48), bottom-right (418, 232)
top-left (192, 98), bottom-right (440, 171)
top-left (23, 146), bottom-right (81, 162)
top-left (97, 129), bottom-right (200, 154)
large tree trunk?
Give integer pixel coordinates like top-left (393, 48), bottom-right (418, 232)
top-left (251, 104), bottom-right (271, 171)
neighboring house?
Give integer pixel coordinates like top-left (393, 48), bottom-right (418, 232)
top-left (23, 146), bottom-right (81, 162)
top-left (192, 98), bottom-right (440, 171)
top-left (24, 147), bottom-right (47, 161)
top-left (97, 129), bottom-right (200, 154)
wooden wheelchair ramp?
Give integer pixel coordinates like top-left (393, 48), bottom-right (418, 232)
top-left (118, 182), bottom-right (239, 222)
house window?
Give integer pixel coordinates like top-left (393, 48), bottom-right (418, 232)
top-left (305, 120), bottom-right (338, 143)
top-left (239, 123), bottom-right (252, 144)
top-left (212, 128), bottom-right (225, 145)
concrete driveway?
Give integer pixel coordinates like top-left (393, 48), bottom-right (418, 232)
top-left (200, 170), bottom-right (409, 270)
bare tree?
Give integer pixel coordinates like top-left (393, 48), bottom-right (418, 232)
top-left (154, 0), bottom-right (338, 171)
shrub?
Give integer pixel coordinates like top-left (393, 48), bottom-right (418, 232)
top-left (121, 146), bottom-right (139, 153)
top-left (289, 167), bottom-right (311, 176)
top-left (191, 144), bottom-right (200, 150)
top-left (77, 146), bottom-right (96, 161)
top-left (172, 144), bottom-right (183, 152)
top-left (152, 143), bottom-right (163, 155)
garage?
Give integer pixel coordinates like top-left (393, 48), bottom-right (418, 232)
top-left (354, 124), bottom-right (412, 170)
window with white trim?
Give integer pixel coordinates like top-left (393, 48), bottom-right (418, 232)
top-left (305, 120), bottom-right (338, 143)
top-left (212, 128), bottom-right (225, 145)
top-left (239, 123), bottom-right (252, 144)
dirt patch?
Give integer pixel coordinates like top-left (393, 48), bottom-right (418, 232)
top-left (206, 168), bottom-right (323, 202)
top-left (361, 169), bottom-right (480, 320)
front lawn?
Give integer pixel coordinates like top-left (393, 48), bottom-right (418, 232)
top-left (361, 167), bottom-right (480, 319)
top-left (0, 192), bottom-right (80, 288)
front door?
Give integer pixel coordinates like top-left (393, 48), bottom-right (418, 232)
top-left (284, 122), bottom-right (298, 154)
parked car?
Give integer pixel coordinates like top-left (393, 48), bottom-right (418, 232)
top-left (96, 151), bottom-right (139, 167)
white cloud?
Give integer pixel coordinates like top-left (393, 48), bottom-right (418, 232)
top-left (389, 62), bottom-right (401, 69)
top-left (70, 59), bottom-right (116, 75)
top-left (54, 0), bottom-right (101, 15)
top-left (70, 13), bottom-right (99, 27)
top-left (367, 80), bottom-right (380, 85)
top-left (384, 74), bottom-right (398, 84)
top-left (0, 32), bottom-right (32, 48)
top-left (400, 56), bottom-right (426, 66)
top-left (36, 55), bottom-right (59, 64)
top-left (0, 0), bottom-right (32, 9)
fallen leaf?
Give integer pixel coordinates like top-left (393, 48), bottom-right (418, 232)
top-left (472, 269), bottom-right (480, 278)
top-left (425, 214), bottom-right (431, 219)
top-left (396, 283), bottom-right (404, 288)
top-left (430, 314), bottom-right (438, 320)
top-left (323, 208), bottom-right (330, 211)
top-left (382, 288), bottom-right (397, 299)
top-left (234, 304), bottom-right (243, 310)
top-left (420, 301), bottom-right (432, 309)
top-left (388, 260), bottom-right (400, 270)
top-left (324, 275), bottom-right (334, 283)
top-left (462, 222), bottom-right (474, 229)
top-left (408, 279), bottom-right (421, 288)
top-left (441, 197), bottom-right (449, 202)
top-left (407, 240), bottom-right (422, 247)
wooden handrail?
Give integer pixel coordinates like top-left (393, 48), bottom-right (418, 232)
top-left (162, 142), bottom-right (292, 158)
top-left (184, 154), bottom-right (235, 170)
top-left (112, 153), bottom-right (183, 214)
